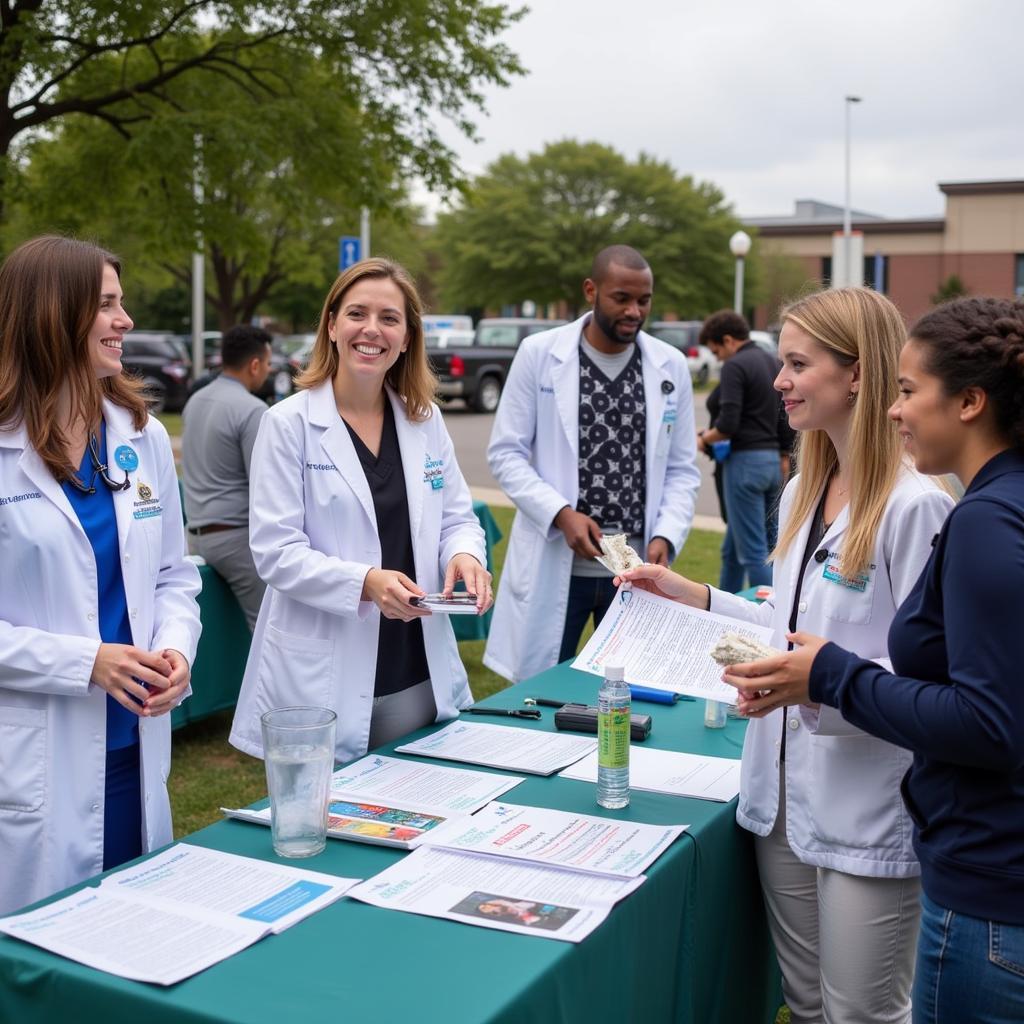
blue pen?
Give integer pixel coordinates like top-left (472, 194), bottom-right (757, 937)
top-left (629, 684), bottom-right (689, 705)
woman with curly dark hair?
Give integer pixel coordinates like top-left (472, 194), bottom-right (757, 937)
top-left (723, 296), bottom-right (1024, 1023)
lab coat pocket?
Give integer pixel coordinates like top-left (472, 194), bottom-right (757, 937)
top-left (808, 733), bottom-right (907, 852)
top-left (253, 626), bottom-right (334, 717)
top-left (504, 519), bottom-right (540, 602)
top-left (820, 563), bottom-right (876, 626)
top-left (0, 705), bottom-right (47, 812)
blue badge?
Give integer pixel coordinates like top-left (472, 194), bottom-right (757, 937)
top-left (822, 561), bottom-right (869, 592)
top-left (114, 446), bottom-right (139, 472)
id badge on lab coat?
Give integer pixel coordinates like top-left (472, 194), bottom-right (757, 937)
top-left (655, 405), bottom-right (677, 458)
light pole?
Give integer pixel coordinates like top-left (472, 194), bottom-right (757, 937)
top-left (729, 230), bottom-right (752, 314)
top-left (843, 95), bottom-right (862, 287)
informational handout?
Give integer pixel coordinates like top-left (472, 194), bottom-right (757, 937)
top-left (560, 745), bottom-right (743, 803)
top-left (0, 845), bottom-right (359, 985)
top-left (396, 721), bottom-right (597, 776)
top-left (573, 586), bottom-right (773, 702)
top-left (224, 755), bottom-right (526, 849)
top-left (419, 802), bottom-right (686, 878)
top-left (348, 846), bottom-right (643, 943)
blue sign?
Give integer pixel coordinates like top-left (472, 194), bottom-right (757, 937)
top-left (339, 236), bottom-right (361, 270)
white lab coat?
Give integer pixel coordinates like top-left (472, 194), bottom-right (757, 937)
top-left (484, 315), bottom-right (701, 682)
top-left (230, 383), bottom-right (486, 764)
top-left (0, 402), bottom-right (201, 915)
top-left (710, 466), bottom-right (954, 877)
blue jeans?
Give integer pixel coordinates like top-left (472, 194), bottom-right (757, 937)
top-left (719, 449), bottom-right (781, 593)
top-left (913, 892), bottom-right (1024, 1023)
top-left (559, 575), bottom-right (617, 663)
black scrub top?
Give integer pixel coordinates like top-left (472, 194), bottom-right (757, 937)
top-left (344, 401), bottom-right (430, 697)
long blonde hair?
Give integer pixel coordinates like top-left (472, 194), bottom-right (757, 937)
top-left (773, 287), bottom-right (904, 578)
top-left (296, 257), bottom-right (436, 421)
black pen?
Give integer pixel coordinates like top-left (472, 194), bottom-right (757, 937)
top-left (464, 706), bottom-right (542, 720)
top-left (523, 697), bottom-right (565, 709)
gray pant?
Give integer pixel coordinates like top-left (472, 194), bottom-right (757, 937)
top-left (189, 526), bottom-right (265, 632)
top-left (754, 772), bottom-right (920, 1024)
top-left (367, 679), bottom-right (436, 750)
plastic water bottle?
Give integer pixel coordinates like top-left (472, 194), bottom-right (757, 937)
top-left (704, 698), bottom-right (728, 729)
top-left (597, 664), bottom-right (630, 809)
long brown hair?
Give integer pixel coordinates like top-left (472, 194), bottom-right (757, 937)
top-left (296, 257), bottom-right (436, 421)
top-left (0, 236), bottom-right (148, 480)
top-left (773, 287), bottom-right (905, 578)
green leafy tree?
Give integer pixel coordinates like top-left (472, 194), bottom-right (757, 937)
top-left (930, 274), bottom-right (969, 306)
top-left (6, 10), bottom-right (514, 328)
top-left (749, 241), bottom-right (817, 327)
top-left (0, 0), bottom-right (524, 218)
top-left (435, 140), bottom-right (748, 317)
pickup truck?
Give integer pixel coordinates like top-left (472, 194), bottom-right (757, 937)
top-left (429, 317), bottom-right (567, 413)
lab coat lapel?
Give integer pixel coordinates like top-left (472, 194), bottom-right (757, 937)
top-left (17, 445), bottom-right (82, 533)
top-left (308, 383), bottom-right (377, 531)
top-left (638, 333), bottom-right (669, 483)
top-left (389, 389), bottom-right (426, 541)
top-left (551, 320), bottom-right (583, 460)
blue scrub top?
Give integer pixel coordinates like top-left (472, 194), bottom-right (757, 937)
top-left (61, 421), bottom-right (138, 750)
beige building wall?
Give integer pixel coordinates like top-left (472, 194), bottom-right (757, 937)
top-left (944, 193), bottom-right (1024, 252)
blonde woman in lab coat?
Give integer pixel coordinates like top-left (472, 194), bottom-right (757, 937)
top-left (619, 288), bottom-right (954, 1024)
top-left (231, 259), bottom-right (490, 764)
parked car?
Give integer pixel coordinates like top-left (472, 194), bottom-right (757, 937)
top-left (183, 331), bottom-right (298, 403)
top-left (646, 321), bottom-right (718, 386)
top-left (749, 330), bottom-right (779, 357)
top-left (120, 332), bottom-right (192, 413)
top-left (424, 328), bottom-right (474, 350)
top-left (429, 317), bottom-right (567, 413)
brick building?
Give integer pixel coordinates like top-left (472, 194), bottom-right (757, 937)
top-left (746, 179), bottom-right (1024, 328)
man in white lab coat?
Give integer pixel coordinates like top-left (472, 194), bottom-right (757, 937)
top-left (484, 246), bottom-right (701, 682)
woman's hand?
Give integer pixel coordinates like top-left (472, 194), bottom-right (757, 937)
top-left (91, 643), bottom-right (173, 716)
top-left (443, 553), bottom-right (493, 614)
top-left (722, 631), bottom-right (829, 717)
top-left (614, 564), bottom-right (710, 609)
top-left (144, 649), bottom-right (191, 717)
top-left (362, 568), bottom-right (431, 621)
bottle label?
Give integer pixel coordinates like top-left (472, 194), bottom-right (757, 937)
top-left (598, 709), bottom-right (630, 769)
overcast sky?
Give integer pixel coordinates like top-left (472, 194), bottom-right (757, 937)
top-left (433, 0), bottom-right (1024, 220)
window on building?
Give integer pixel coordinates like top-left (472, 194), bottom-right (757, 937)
top-left (1015, 254), bottom-right (1024, 298)
top-left (821, 254), bottom-right (887, 290)
top-left (821, 256), bottom-right (832, 287)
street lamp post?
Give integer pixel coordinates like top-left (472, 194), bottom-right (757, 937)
top-left (729, 230), bottom-right (752, 314)
top-left (843, 95), bottom-right (862, 287)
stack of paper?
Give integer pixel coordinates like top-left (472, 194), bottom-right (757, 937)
top-left (349, 803), bottom-right (687, 942)
top-left (573, 585), bottom-right (773, 702)
top-left (560, 745), bottom-right (742, 803)
top-left (0, 845), bottom-right (358, 984)
top-left (224, 754), bottom-right (526, 849)
top-left (396, 721), bottom-right (597, 776)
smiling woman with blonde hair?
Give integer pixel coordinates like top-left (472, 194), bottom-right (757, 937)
top-left (231, 257), bottom-right (492, 763)
top-left (619, 287), bottom-right (954, 1023)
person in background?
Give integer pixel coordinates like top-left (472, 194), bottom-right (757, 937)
top-left (0, 236), bottom-right (201, 915)
top-left (485, 244), bottom-right (700, 682)
top-left (697, 310), bottom-right (793, 591)
top-left (182, 324), bottom-right (272, 629)
top-left (723, 296), bottom-right (1024, 1024)
top-left (619, 288), bottom-right (954, 1024)
top-left (230, 258), bottom-right (490, 764)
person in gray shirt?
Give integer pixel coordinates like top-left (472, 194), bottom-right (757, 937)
top-left (182, 325), bottom-right (272, 629)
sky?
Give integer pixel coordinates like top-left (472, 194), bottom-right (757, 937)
top-left (431, 0), bottom-right (1024, 221)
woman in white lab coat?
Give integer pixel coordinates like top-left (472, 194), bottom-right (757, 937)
top-left (0, 237), bottom-right (202, 915)
top-left (619, 288), bottom-right (954, 1024)
top-left (230, 258), bottom-right (490, 764)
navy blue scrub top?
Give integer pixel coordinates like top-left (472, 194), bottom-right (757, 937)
top-left (61, 421), bottom-right (138, 750)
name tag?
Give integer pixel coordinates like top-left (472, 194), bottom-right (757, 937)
top-left (822, 561), bottom-right (870, 592)
top-left (423, 455), bottom-right (444, 490)
top-left (133, 481), bottom-right (163, 519)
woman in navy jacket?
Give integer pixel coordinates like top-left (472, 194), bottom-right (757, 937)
top-left (724, 297), bottom-right (1024, 1023)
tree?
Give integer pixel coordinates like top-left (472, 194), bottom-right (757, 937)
top-left (5, 14), bottom-right (514, 328)
top-left (749, 241), bottom-right (817, 327)
top-left (434, 140), bottom-right (748, 317)
top-left (0, 0), bottom-right (524, 217)
top-left (931, 274), bottom-right (969, 306)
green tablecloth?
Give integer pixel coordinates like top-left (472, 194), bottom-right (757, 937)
top-left (0, 664), bottom-right (781, 1024)
top-left (173, 500), bottom-right (502, 729)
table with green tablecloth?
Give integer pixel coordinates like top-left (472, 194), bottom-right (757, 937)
top-left (0, 663), bottom-right (781, 1024)
top-left (172, 500), bottom-right (502, 729)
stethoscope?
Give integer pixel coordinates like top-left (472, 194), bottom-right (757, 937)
top-left (65, 432), bottom-right (131, 495)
